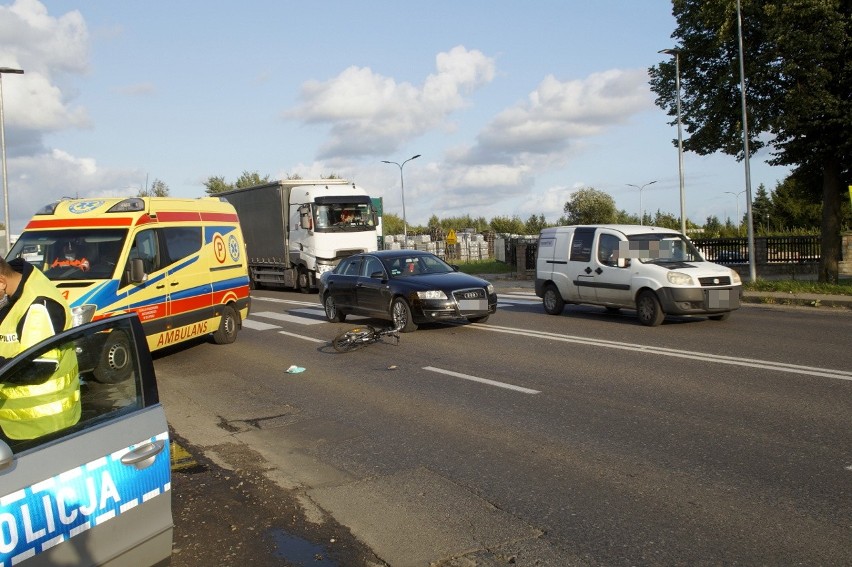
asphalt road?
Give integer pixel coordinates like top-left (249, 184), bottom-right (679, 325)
top-left (159, 287), bottom-right (852, 566)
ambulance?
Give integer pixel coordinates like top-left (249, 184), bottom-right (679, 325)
top-left (6, 196), bottom-right (251, 381)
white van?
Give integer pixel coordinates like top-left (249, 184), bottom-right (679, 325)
top-left (535, 225), bottom-right (742, 326)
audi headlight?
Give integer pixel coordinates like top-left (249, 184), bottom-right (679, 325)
top-left (416, 290), bottom-right (448, 300)
top-left (486, 283), bottom-right (495, 295)
top-left (666, 271), bottom-right (694, 286)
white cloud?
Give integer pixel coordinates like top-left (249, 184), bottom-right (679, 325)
top-left (476, 68), bottom-right (653, 158)
top-left (8, 150), bottom-right (143, 232)
top-left (284, 45), bottom-right (496, 159)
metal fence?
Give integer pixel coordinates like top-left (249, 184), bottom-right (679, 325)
top-left (496, 234), bottom-right (823, 269)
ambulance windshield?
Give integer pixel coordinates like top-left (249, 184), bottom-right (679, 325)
top-left (8, 230), bottom-right (128, 280)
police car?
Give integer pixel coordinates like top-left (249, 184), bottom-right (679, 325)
top-left (0, 314), bottom-right (172, 565)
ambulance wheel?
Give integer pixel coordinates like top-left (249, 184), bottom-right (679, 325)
top-left (93, 330), bottom-right (132, 384)
top-left (542, 284), bottom-right (565, 315)
top-left (297, 267), bottom-right (312, 294)
top-left (213, 305), bottom-right (239, 344)
top-left (636, 290), bottom-right (665, 327)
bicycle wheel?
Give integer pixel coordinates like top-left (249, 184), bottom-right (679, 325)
top-left (332, 326), bottom-right (376, 353)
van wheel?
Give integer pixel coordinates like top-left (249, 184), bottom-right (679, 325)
top-left (636, 291), bottom-right (665, 326)
top-left (324, 294), bottom-right (346, 323)
top-left (542, 285), bottom-right (565, 315)
top-left (93, 330), bottom-right (132, 384)
top-left (297, 267), bottom-right (312, 294)
top-left (392, 298), bottom-right (418, 332)
top-left (213, 305), bottom-right (239, 344)
top-left (708, 312), bottom-right (731, 321)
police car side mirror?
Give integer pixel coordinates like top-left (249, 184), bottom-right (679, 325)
top-left (129, 258), bottom-right (147, 283)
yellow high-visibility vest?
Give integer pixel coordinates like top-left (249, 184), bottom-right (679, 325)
top-left (0, 269), bottom-right (80, 440)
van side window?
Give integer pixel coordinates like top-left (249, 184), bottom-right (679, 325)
top-left (597, 234), bottom-right (622, 267)
top-left (0, 317), bottom-right (146, 455)
top-left (569, 228), bottom-right (595, 262)
top-left (163, 227), bottom-right (202, 266)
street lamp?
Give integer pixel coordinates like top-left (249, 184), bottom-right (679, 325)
top-left (724, 190), bottom-right (746, 233)
top-left (0, 67), bottom-right (24, 254)
top-left (626, 180), bottom-right (657, 225)
top-left (736, 0), bottom-right (757, 281)
top-left (381, 154), bottom-right (420, 248)
top-left (658, 48), bottom-right (687, 236)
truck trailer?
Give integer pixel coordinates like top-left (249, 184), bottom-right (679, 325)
top-left (221, 179), bottom-right (379, 292)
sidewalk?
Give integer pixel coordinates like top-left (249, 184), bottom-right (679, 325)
top-left (486, 274), bottom-right (852, 310)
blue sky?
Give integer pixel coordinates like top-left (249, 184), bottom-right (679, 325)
top-left (1, 0), bottom-right (789, 235)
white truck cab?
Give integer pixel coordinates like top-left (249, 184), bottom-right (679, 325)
top-left (535, 225), bottom-right (742, 326)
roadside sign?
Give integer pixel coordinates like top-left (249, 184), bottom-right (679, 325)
top-left (446, 229), bottom-right (457, 245)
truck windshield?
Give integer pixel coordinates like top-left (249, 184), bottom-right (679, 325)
top-left (313, 202), bottom-right (376, 232)
top-left (626, 233), bottom-right (704, 264)
top-left (8, 229), bottom-right (129, 281)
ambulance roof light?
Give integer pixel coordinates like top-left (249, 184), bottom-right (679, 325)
top-left (107, 198), bottom-right (146, 213)
top-left (35, 201), bottom-right (62, 215)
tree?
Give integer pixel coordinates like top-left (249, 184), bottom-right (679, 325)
top-left (490, 215), bottom-right (526, 235)
top-left (751, 183), bottom-right (773, 234)
top-left (649, 0), bottom-right (851, 282)
top-left (704, 215), bottom-right (723, 237)
top-left (562, 187), bottom-right (618, 225)
top-left (138, 179), bottom-right (169, 197)
top-left (382, 213), bottom-right (404, 236)
top-left (524, 214), bottom-right (549, 234)
top-left (235, 171), bottom-right (270, 189)
top-left (204, 176), bottom-right (232, 195)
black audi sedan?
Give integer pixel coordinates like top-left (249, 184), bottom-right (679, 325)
top-left (318, 250), bottom-right (497, 332)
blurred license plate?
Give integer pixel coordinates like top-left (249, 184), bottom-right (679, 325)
top-left (459, 299), bottom-right (487, 311)
top-left (706, 288), bottom-right (733, 308)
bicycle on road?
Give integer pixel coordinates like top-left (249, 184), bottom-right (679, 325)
top-left (332, 324), bottom-right (401, 353)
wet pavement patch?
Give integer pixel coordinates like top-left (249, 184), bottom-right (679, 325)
top-left (269, 529), bottom-right (337, 565)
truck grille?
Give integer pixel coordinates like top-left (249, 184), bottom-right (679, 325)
top-left (699, 276), bottom-right (732, 287)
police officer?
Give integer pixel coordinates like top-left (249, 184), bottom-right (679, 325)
top-left (0, 257), bottom-right (80, 440)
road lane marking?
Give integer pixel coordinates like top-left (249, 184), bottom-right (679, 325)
top-left (423, 366), bottom-right (540, 394)
top-left (470, 323), bottom-right (852, 382)
top-left (242, 319), bottom-right (281, 331)
top-left (252, 311), bottom-right (324, 325)
top-left (278, 330), bottom-right (328, 343)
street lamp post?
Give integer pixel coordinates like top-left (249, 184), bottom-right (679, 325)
top-left (0, 67), bottom-right (24, 255)
top-left (658, 49), bottom-right (687, 236)
top-left (724, 190), bottom-right (746, 233)
top-left (626, 180), bottom-right (657, 225)
top-left (381, 154), bottom-right (420, 248)
top-left (736, 0), bottom-right (757, 282)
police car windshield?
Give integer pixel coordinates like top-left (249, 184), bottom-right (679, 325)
top-left (9, 229), bottom-right (128, 280)
top-left (626, 234), bottom-right (703, 264)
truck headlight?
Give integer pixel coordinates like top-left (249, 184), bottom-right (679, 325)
top-left (666, 271), bottom-right (694, 286)
top-left (416, 290), bottom-right (448, 300)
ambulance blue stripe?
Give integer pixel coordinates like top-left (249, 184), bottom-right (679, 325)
top-left (0, 432), bottom-right (171, 564)
top-left (204, 225), bottom-right (236, 242)
top-left (212, 276), bottom-right (250, 293)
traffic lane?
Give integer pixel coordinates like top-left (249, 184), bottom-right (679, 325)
top-left (231, 302), bottom-right (852, 563)
top-left (163, 294), bottom-right (852, 563)
top-left (305, 322), bottom-right (852, 564)
top-left (496, 292), bottom-right (852, 370)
